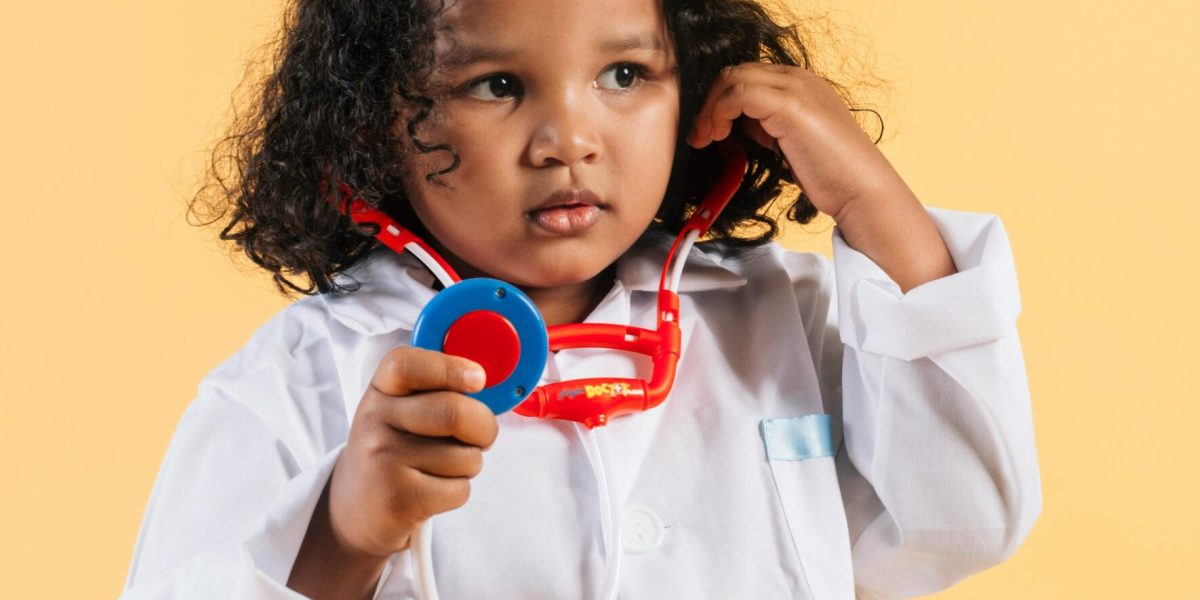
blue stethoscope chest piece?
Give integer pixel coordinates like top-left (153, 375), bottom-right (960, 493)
top-left (410, 278), bottom-right (548, 415)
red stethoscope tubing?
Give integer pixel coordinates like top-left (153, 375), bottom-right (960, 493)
top-left (333, 142), bottom-right (747, 428)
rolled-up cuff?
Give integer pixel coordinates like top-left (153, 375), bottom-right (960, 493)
top-left (832, 206), bottom-right (1022, 361)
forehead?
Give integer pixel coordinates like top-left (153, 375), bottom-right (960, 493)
top-left (434, 0), bottom-right (672, 66)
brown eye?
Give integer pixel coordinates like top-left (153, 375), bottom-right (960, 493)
top-left (597, 63), bottom-right (646, 91)
top-left (465, 73), bottom-right (521, 100)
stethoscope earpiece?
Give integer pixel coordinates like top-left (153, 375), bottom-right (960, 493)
top-left (410, 278), bottom-right (549, 415)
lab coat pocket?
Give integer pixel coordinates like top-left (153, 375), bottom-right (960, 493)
top-left (761, 415), bottom-right (854, 600)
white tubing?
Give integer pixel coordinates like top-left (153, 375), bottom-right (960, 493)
top-left (414, 519), bottom-right (439, 600)
top-left (669, 230), bottom-right (700, 293)
top-left (406, 242), bottom-right (457, 289)
top-left (578, 425), bottom-right (623, 600)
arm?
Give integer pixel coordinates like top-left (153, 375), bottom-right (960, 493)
top-left (121, 390), bottom-right (354, 599)
top-left (121, 308), bottom-right (404, 600)
top-left (831, 181), bottom-right (956, 293)
top-left (685, 60), bottom-right (1039, 596)
top-left (817, 207), bottom-right (1042, 599)
top-left (287, 478), bottom-right (391, 599)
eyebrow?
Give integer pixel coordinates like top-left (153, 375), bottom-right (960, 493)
top-left (438, 33), bottom-right (667, 70)
top-left (599, 33), bottom-right (667, 55)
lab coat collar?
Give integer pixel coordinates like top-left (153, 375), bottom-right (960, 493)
top-left (616, 230), bottom-right (750, 293)
top-left (319, 229), bottom-right (749, 336)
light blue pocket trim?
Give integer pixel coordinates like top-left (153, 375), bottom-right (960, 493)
top-left (760, 414), bottom-right (834, 461)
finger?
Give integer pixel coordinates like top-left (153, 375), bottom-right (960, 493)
top-left (716, 62), bottom-right (807, 85)
top-left (382, 391), bottom-right (500, 449)
top-left (372, 346), bottom-right (486, 397)
top-left (394, 468), bottom-right (472, 518)
top-left (740, 118), bottom-right (776, 152)
top-left (697, 84), bottom-right (798, 148)
top-left (690, 63), bottom-right (804, 144)
top-left (396, 434), bottom-right (485, 479)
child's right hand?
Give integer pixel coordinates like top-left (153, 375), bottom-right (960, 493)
top-left (328, 346), bottom-right (497, 559)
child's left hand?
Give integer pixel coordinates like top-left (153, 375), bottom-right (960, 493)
top-left (687, 62), bottom-right (957, 292)
top-left (688, 63), bottom-right (899, 222)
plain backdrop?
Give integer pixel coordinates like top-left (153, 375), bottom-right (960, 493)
top-left (1, 0), bottom-right (1196, 597)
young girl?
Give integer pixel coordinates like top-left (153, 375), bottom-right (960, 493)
top-left (124, 0), bottom-right (1040, 598)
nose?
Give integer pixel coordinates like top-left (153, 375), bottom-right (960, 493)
top-left (526, 89), bottom-right (603, 168)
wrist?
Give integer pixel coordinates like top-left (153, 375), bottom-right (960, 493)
top-left (831, 188), bottom-right (956, 293)
top-left (288, 480), bottom-right (391, 600)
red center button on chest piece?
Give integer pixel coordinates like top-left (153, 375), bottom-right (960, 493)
top-left (442, 310), bottom-right (520, 387)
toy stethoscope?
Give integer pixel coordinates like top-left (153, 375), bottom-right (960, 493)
top-left (332, 142), bottom-right (746, 600)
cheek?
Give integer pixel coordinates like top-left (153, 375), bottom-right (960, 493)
top-left (622, 101), bottom-right (680, 186)
top-left (638, 89), bottom-right (680, 143)
top-left (412, 122), bottom-right (514, 193)
top-left (402, 158), bottom-right (516, 248)
top-left (395, 104), bottom-right (480, 182)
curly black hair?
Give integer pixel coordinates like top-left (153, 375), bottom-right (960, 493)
top-left (188, 0), bottom-right (884, 296)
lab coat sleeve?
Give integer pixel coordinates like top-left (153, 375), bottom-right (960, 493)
top-left (818, 206), bottom-right (1042, 599)
top-left (120, 308), bottom-right (403, 599)
top-left (120, 394), bottom-right (364, 599)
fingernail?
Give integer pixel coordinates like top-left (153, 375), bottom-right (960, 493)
top-left (465, 366), bottom-right (486, 391)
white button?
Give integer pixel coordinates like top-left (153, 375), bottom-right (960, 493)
top-left (621, 506), bottom-right (665, 554)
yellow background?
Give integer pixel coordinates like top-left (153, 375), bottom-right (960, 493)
top-left (2, 0), bottom-right (1195, 597)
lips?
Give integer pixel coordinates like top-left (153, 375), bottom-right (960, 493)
top-left (527, 189), bottom-right (606, 235)
top-left (529, 189), bottom-right (605, 212)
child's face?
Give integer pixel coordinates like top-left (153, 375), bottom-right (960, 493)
top-left (397, 0), bottom-right (680, 292)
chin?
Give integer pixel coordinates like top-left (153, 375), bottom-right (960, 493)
top-left (502, 261), bottom-right (612, 290)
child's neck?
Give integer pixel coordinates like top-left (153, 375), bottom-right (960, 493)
top-left (432, 252), bottom-right (617, 326)
top-left (519, 265), bottom-right (616, 326)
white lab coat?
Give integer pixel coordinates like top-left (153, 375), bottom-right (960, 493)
top-left (122, 206), bottom-right (1041, 599)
